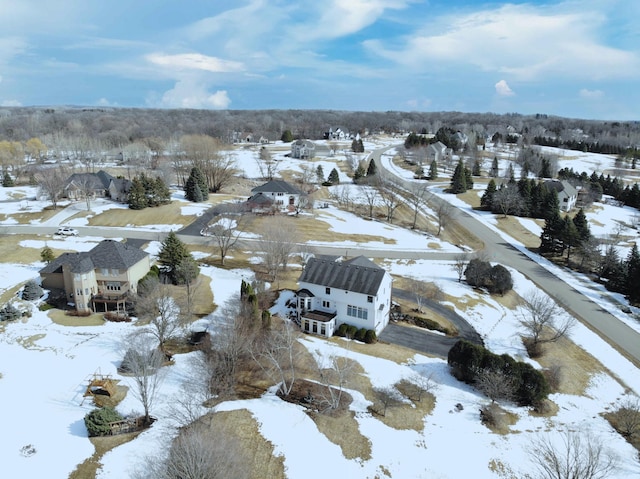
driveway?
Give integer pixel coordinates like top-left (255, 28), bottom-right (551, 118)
top-left (378, 287), bottom-right (483, 358)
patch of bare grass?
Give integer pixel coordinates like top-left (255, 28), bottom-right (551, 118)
top-left (69, 431), bottom-right (142, 479)
top-left (494, 215), bottom-right (543, 249)
top-left (87, 201), bottom-right (194, 228)
top-left (0, 235), bottom-right (49, 264)
top-left (480, 402), bottom-right (519, 434)
top-left (310, 409), bottom-right (372, 460)
top-left (202, 409), bottom-right (286, 479)
top-left (48, 310), bottom-right (106, 327)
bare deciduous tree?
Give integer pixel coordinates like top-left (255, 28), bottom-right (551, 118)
top-left (137, 422), bottom-right (250, 479)
top-left (519, 290), bottom-right (574, 357)
top-left (358, 184), bottom-right (380, 219)
top-left (36, 165), bottom-right (68, 209)
top-left (475, 369), bottom-right (516, 403)
top-left (204, 215), bottom-right (243, 266)
top-left (136, 282), bottom-right (184, 352)
top-left (435, 199), bottom-right (454, 236)
top-left (317, 354), bottom-right (354, 412)
top-left (121, 331), bottom-right (166, 424)
top-left (250, 320), bottom-right (299, 397)
top-left (181, 134), bottom-right (236, 192)
top-left (612, 396), bottom-right (640, 439)
top-left (379, 178), bottom-right (402, 224)
top-left (492, 186), bottom-right (523, 217)
top-left (407, 182), bottom-right (429, 229)
top-left (406, 278), bottom-right (431, 313)
top-left (527, 428), bottom-right (618, 479)
top-left (256, 146), bottom-right (278, 181)
top-left (372, 386), bottom-right (402, 416)
top-left (406, 373), bottom-right (438, 402)
top-left (258, 216), bottom-right (299, 284)
top-left (452, 254), bottom-right (469, 282)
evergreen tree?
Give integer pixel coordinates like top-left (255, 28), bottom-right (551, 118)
top-left (464, 165), bottom-right (474, 190)
top-left (158, 231), bottom-right (194, 282)
top-left (40, 245), bottom-right (55, 264)
top-left (472, 159), bottom-right (481, 176)
top-left (560, 216), bottom-right (580, 263)
top-left (414, 165), bottom-right (425, 178)
top-left (490, 156), bottom-right (499, 178)
top-left (480, 179), bottom-right (497, 210)
top-left (541, 186), bottom-right (560, 220)
top-left (539, 157), bottom-right (551, 178)
top-left (21, 280), bottom-right (43, 301)
top-left (450, 159), bottom-right (467, 193)
top-left (153, 176), bottom-right (171, 206)
top-left (328, 168), bottom-right (340, 185)
top-left (280, 130), bottom-right (293, 143)
top-left (316, 165), bottom-right (325, 184)
top-left (429, 160), bottom-right (438, 180)
top-left (184, 167), bottom-right (209, 202)
top-left (353, 164), bottom-right (366, 183)
top-left (127, 177), bottom-right (148, 210)
top-left (506, 163), bottom-right (516, 185)
top-left (366, 159), bottom-right (378, 177)
top-left (351, 138), bottom-right (364, 153)
top-left (539, 211), bottom-right (563, 254)
top-left (2, 171), bottom-right (14, 187)
top-left (572, 208), bottom-right (591, 242)
top-left (626, 243), bottom-right (640, 302)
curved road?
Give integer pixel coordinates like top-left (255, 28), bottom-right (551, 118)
top-left (3, 143), bottom-right (640, 365)
top-left (369, 144), bottom-right (640, 367)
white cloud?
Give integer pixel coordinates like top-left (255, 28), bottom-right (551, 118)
top-left (153, 80), bottom-right (231, 109)
top-left (146, 53), bottom-right (243, 73)
top-left (495, 80), bottom-right (515, 97)
top-left (579, 88), bottom-right (603, 99)
top-left (366, 3), bottom-right (640, 81)
top-left (1, 99), bottom-right (21, 106)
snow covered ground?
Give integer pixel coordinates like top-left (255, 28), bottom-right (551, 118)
top-left (2, 140), bottom-right (640, 477)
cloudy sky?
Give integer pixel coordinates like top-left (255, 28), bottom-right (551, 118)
top-left (0, 0), bottom-right (637, 120)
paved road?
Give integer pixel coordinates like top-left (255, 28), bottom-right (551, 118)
top-left (370, 144), bottom-right (640, 367)
top-left (4, 143), bottom-right (640, 364)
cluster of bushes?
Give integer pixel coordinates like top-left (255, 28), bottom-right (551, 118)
top-left (334, 324), bottom-right (377, 343)
top-left (84, 407), bottom-right (123, 437)
top-left (0, 302), bottom-right (21, 321)
top-left (21, 280), bottom-right (43, 301)
top-left (447, 340), bottom-right (549, 406)
top-left (464, 259), bottom-right (513, 295)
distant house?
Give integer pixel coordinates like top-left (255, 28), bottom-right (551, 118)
top-left (39, 240), bottom-right (150, 314)
top-left (63, 170), bottom-right (131, 203)
top-left (324, 128), bottom-right (348, 141)
top-left (544, 180), bottom-right (578, 212)
top-left (425, 141), bottom-right (450, 163)
top-left (295, 256), bottom-right (393, 337)
top-left (291, 139), bottom-right (316, 159)
top-left (247, 179), bottom-right (304, 213)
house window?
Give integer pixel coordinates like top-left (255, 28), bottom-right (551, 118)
top-left (76, 288), bottom-right (82, 296)
top-left (321, 324), bottom-right (326, 335)
top-left (101, 268), bottom-right (109, 276)
top-left (322, 300), bottom-right (330, 308)
top-left (106, 282), bottom-right (121, 291)
top-left (367, 296), bottom-right (373, 303)
top-left (347, 305), bottom-right (368, 320)
top-left (325, 287), bottom-right (331, 295)
top-left (85, 288), bottom-right (89, 295)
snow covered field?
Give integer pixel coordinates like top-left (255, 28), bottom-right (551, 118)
top-left (2, 140), bottom-right (640, 477)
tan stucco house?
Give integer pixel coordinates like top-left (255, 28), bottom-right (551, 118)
top-left (39, 240), bottom-right (150, 314)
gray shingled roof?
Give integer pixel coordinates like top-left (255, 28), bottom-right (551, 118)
top-left (298, 256), bottom-right (386, 296)
top-left (39, 240), bottom-right (148, 274)
top-left (251, 180), bottom-right (303, 195)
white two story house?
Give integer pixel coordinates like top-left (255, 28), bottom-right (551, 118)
top-left (295, 256), bottom-right (393, 337)
top-left (248, 179), bottom-right (304, 213)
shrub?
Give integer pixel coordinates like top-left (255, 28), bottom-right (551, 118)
top-left (464, 259), bottom-right (513, 295)
top-left (345, 325), bottom-right (358, 339)
top-left (21, 280), bottom-right (43, 301)
top-left (364, 329), bottom-right (377, 344)
top-left (447, 339), bottom-right (549, 406)
top-left (0, 302), bottom-right (21, 321)
top-left (334, 323), bottom-right (349, 337)
top-left (84, 407), bottom-right (123, 437)
top-left (354, 328), bottom-right (367, 342)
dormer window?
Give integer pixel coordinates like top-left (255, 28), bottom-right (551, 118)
top-left (367, 296), bottom-right (373, 303)
top-left (326, 287), bottom-right (331, 295)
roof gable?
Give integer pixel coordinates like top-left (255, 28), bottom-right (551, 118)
top-left (299, 256), bottom-right (386, 296)
top-left (251, 180), bottom-right (303, 195)
top-left (39, 240), bottom-right (148, 275)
